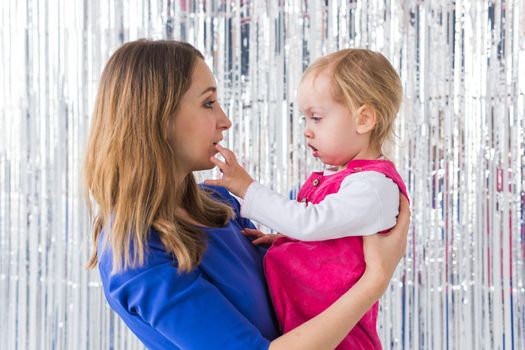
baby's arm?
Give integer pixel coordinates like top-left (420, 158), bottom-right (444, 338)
top-left (242, 172), bottom-right (399, 241)
top-left (205, 145), bottom-right (399, 241)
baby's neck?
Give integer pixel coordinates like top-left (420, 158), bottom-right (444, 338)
top-left (354, 147), bottom-right (383, 161)
top-left (335, 150), bottom-right (384, 171)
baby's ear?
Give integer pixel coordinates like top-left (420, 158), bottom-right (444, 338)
top-left (355, 104), bottom-right (377, 134)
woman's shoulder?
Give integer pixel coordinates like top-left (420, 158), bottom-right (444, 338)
top-left (97, 185), bottom-right (251, 288)
top-left (97, 227), bottom-right (179, 286)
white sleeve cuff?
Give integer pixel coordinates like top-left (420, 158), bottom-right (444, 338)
top-left (240, 181), bottom-right (264, 219)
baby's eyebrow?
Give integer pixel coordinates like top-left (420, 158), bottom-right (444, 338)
top-left (300, 106), bottom-right (325, 114)
top-left (298, 105), bottom-right (312, 113)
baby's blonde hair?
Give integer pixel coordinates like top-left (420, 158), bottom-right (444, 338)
top-left (303, 49), bottom-right (402, 154)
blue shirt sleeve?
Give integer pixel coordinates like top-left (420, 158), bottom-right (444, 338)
top-left (108, 255), bottom-right (270, 350)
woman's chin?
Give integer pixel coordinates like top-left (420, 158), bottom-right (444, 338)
top-left (193, 160), bottom-right (216, 172)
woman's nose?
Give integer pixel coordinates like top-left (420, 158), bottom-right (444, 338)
top-left (218, 106), bottom-right (232, 130)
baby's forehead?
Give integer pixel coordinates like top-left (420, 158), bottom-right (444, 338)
top-left (301, 67), bottom-right (333, 84)
top-left (297, 70), bottom-right (336, 102)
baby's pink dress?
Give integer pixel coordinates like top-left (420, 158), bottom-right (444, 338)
top-left (264, 159), bottom-right (409, 349)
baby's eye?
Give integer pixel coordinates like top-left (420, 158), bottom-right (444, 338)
top-left (310, 114), bottom-right (322, 122)
top-left (204, 100), bottom-right (216, 109)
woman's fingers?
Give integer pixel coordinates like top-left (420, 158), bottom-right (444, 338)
top-left (396, 196), bottom-right (410, 249)
top-left (388, 196), bottom-right (410, 253)
top-left (397, 196), bottom-right (410, 229)
top-left (386, 195), bottom-right (410, 254)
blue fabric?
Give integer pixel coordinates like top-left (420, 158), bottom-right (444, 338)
top-left (98, 185), bottom-right (279, 350)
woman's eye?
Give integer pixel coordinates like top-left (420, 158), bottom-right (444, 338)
top-left (204, 100), bottom-right (216, 109)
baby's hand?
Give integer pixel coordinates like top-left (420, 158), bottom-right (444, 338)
top-left (205, 144), bottom-right (254, 198)
top-left (241, 228), bottom-right (285, 246)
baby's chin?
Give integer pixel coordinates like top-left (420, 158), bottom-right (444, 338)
top-left (321, 159), bottom-right (349, 170)
top-left (319, 158), bottom-right (342, 166)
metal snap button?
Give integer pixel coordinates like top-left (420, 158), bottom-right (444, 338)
top-left (312, 178), bottom-right (320, 187)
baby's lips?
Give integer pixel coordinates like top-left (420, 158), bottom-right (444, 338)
top-left (307, 144), bottom-right (318, 151)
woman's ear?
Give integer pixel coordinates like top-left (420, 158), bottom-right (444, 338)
top-left (355, 105), bottom-right (377, 134)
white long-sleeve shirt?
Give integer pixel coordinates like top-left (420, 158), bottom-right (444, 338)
top-left (240, 170), bottom-right (400, 241)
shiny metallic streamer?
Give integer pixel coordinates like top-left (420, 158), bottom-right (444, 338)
top-left (1, 0), bottom-right (524, 349)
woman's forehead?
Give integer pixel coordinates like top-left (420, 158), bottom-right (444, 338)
top-left (188, 59), bottom-right (217, 96)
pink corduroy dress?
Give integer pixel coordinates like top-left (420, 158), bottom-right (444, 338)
top-left (264, 159), bottom-right (409, 350)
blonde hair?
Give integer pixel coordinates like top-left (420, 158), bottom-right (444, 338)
top-left (303, 49), bottom-right (403, 153)
top-left (84, 39), bottom-right (234, 273)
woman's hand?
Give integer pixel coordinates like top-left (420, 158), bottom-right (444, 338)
top-left (362, 195), bottom-right (411, 292)
top-left (205, 144), bottom-right (254, 198)
top-left (241, 228), bottom-right (285, 246)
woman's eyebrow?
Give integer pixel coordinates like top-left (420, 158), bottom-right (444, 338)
top-left (199, 86), bottom-right (216, 96)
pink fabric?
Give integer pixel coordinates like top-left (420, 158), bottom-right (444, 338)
top-left (264, 159), bottom-right (409, 350)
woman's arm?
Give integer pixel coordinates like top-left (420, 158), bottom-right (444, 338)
top-left (105, 260), bottom-right (273, 350)
top-left (269, 196), bottom-right (410, 350)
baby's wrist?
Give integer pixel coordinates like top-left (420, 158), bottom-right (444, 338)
top-left (238, 178), bottom-right (255, 198)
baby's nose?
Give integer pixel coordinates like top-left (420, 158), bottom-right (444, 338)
top-left (303, 129), bottom-right (313, 138)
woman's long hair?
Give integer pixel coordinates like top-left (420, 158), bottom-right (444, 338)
top-left (84, 39), bottom-right (234, 273)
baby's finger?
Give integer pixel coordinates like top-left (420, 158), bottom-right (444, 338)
top-left (253, 236), bottom-right (274, 246)
top-left (204, 179), bottom-right (223, 187)
top-left (215, 144), bottom-right (236, 164)
top-left (210, 156), bottom-right (228, 172)
top-left (241, 228), bottom-right (265, 238)
top-left (214, 144), bottom-right (228, 161)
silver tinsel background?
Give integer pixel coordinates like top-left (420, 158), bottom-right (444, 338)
top-left (1, 0), bottom-right (524, 349)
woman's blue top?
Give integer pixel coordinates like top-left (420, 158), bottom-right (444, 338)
top-left (97, 186), bottom-right (280, 349)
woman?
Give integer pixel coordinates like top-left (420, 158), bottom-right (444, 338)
top-left (84, 39), bottom-right (410, 350)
